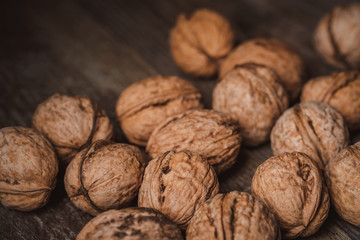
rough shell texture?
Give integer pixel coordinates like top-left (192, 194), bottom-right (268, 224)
top-left (314, 3), bottom-right (360, 69)
top-left (0, 126), bottom-right (58, 211)
top-left (186, 191), bottom-right (280, 240)
top-left (213, 63), bottom-right (289, 146)
top-left (251, 152), bottom-right (330, 239)
top-left (219, 38), bottom-right (305, 101)
top-left (64, 140), bottom-right (145, 216)
top-left (76, 208), bottom-right (183, 240)
top-left (325, 141), bottom-right (360, 227)
top-left (116, 75), bottom-right (203, 146)
top-left (138, 150), bottom-right (219, 229)
top-left (32, 94), bottom-right (114, 165)
top-left (301, 71), bottom-right (360, 130)
top-left (146, 109), bottom-right (242, 174)
top-left (271, 101), bottom-right (349, 170)
top-left (169, 8), bottom-right (235, 77)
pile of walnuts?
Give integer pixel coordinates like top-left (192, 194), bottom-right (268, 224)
top-left (1, 3), bottom-right (360, 240)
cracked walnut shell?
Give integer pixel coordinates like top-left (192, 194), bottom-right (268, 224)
top-left (116, 75), bottom-right (203, 146)
top-left (213, 63), bottom-right (289, 147)
top-left (186, 191), bottom-right (280, 240)
top-left (0, 126), bottom-right (58, 211)
top-left (64, 140), bottom-right (145, 216)
top-left (169, 9), bottom-right (235, 77)
top-left (271, 101), bottom-right (349, 170)
top-left (76, 208), bottom-right (183, 240)
top-left (138, 150), bottom-right (219, 229)
top-left (146, 109), bottom-right (242, 174)
top-left (251, 152), bottom-right (330, 239)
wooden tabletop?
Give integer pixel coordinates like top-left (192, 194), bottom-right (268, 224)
top-left (0, 0), bottom-right (359, 239)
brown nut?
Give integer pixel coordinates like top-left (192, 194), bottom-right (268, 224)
top-left (301, 71), bottom-right (360, 130)
top-left (0, 126), bottom-right (58, 211)
top-left (32, 94), bottom-right (114, 166)
top-left (186, 191), bottom-right (280, 240)
top-left (116, 75), bottom-right (203, 146)
top-left (219, 38), bottom-right (305, 101)
top-left (251, 152), bottom-right (330, 238)
top-left (138, 150), bottom-right (219, 229)
top-left (169, 9), bottom-right (235, 77)
top-left (64, 140), bottom-right (145, 216)
top-left (213, 63), bottom-right (289, 146)
top-left (325, 141), bottom-right (360, 227)
top-left (314, 3), bottom-right (360, 69)
top-left (146, 109), bottom-right (242, 174)
top-left (76, 208), bottom-right (184, 240)
top-left (271, 101), bottom-right (349, 170)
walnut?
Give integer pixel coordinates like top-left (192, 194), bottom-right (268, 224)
top-left (213, 63), bottom-right (289, 147)
top-left (0, 126), bottom-right (58, 211)
top-left (32, 93), bottom-right (113, 166)
top-left (301, 70), bottom-right (360, 130)
top-left (146, 109), bottom-right (242, 174)
top-left (138, 150), bottom-right (219, 229)
top-left (116, 75), bottom-right (203, 146)
top-left (251, 152), bottom-right (330, 238)
top-left (325, 141), bottom-right (360, 227)
top-left (169, 9), bottom-right (235, 77)
top-left (271, 101), bottom-right (349, 170)
top-left (76, 208), bottom-right (183, 240)
top-left (64, 140), bottom-right (145, 216)
top-left (313, 3), bottom-right (360, 69)
top-left (219, 38), bottom-right (305, 101)
top-left (186, 191), bottom-right (280, 240)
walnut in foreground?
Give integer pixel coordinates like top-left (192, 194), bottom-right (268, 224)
top-left (186, 191), bottom-right (280, 240)
top-left (76, 208), bottom-right (183, 240)
top-left (0, 126), bottom-right (58, 211)
top-left (251, 152), bottom-right (330, 238)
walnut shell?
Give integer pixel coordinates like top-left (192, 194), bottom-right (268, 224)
top-left (213, 63), bottom-right (289, 146)
top-left (219, 38), bottom-right (305, 101)
top-left (314, 3), bottom-right (360, 69)
top-left (325, 141), bottom-right (360, 227)
top-left (169, 9), bottom-right (235, 77)
top-left (138, 150), bottom-right (219, 229)
top-left (186, 191), bottom-right (280, 240)
top-left (116, 75), bottom-right (203, 146)
top-left (301, 71), bottom-right (360, 130)
top-left (76, 208), bottom-right (183, 240)
top-left (0, 126), bottom-right (58, 211)
top-left (146, 109), bottom-right (242, 174)
top-left (251, 152), bottom-right (330, 238)
top-left (271, 101), bottom-right (349, 169)
top-left (32, 94), bottom-right (114, 166)
top-left (64, 140), bottom-right (145, 216)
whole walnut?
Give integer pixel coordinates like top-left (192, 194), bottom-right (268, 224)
top-left (314, 3), bottom-right (360, 69)
top-left (138, 150), bottom-right (219, 229)
top-left (169, 9), bottom-right (235, 77)
top-left (76, 208), bottom-right (183, 240)
top-left (186, 191), bottom-right (280, 240)
top-left (116, 75), bottom-right (203, 146)
top-left (146, 109), bottom-right (242, 174)
top-left (32, 94), bottom-right (114, 165)
top-left (0, 126), bottom-right (58, 211)
top-left (64, 140), bottom-right (145, 216)
top-left (219, 38), bottom-right (305, 101)
top-left (325, 141), bottom-right (360, 227)
top-left (301, 70), bottom-right (360, 130)
top-left (251, 152), bottom-right (330, 239)
top-left (271, 101), bottom-right (349, 170)
top-left (213, 63), bottom-right (289, 146)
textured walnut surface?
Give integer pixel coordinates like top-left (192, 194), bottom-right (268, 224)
top-left (252, 152), bottom-right (330, 239)
top-left (116, 75), bottom-right (203, 146)
top-left (213, 63), bottom-right (288, 146)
